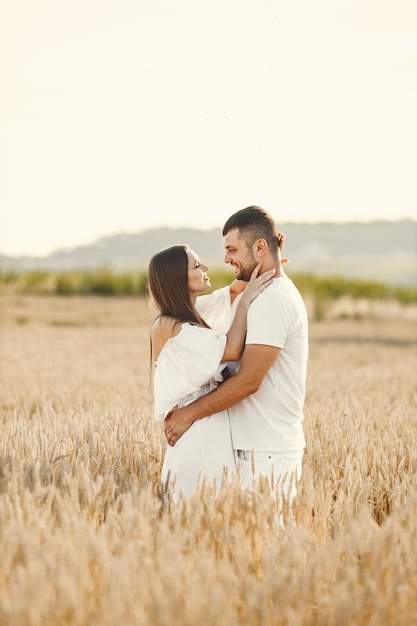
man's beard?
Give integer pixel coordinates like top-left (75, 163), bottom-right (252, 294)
top-left (236, 257), bottom-right (258, 281)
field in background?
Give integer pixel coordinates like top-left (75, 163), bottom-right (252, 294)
top-left (1, 295), bottom-right (416, 625)
top-left (1, 268), bottom-right (416, 314)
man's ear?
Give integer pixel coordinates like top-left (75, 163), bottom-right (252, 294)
top-left (254, 238), bottom-right (268, 258)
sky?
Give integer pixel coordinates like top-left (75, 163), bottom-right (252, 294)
top-left (1, 0), bottom-right (416, 257)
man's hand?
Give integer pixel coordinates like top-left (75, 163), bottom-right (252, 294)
top-left (164, 405), bottom-right (193, 446)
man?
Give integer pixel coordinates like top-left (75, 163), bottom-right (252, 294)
top-left (164, 206), bottom-right (309, 501)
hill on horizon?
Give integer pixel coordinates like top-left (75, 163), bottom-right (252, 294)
top-left (1, 220), bottom-right (416, 287)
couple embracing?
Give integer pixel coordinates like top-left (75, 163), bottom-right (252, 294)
top-left (148, 206), bottom-right (308, 506)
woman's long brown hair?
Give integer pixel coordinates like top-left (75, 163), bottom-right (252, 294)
top-left (148, 244), bottom-right (210, 328)
top-left (148, 245), bottom-right (211, 377)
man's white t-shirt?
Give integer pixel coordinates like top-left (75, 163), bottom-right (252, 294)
top-left (197, 276), bottom-right (308, 454)
top-left (229, 276), bottom-right (308, 453)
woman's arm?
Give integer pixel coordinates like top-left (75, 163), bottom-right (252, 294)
top-left (222, 264), bottom-right (275, 361)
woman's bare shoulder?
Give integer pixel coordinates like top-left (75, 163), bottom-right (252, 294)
top-left (151, 316), bottom-right (183, 360)
top-left (151, 315), bottom-right (182, 338)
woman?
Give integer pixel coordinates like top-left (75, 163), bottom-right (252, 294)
top-left (148, 244), bottom-right (275, 500)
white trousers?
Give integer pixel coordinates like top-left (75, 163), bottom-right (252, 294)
top-left (235, 449), bottom-right (304, 504)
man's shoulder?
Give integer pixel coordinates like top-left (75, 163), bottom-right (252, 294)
top-left (254, 276), bottom-right (293, 300)
top-left (249, 277), bottom-right (304, 316)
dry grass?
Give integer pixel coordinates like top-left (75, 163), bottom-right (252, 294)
top-left (1, 295), bottom-right (416, 626)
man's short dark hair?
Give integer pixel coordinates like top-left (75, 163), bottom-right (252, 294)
top-left (223, 206), bottom-right (280, 257)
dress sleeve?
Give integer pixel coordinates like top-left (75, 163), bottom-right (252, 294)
top-left (154, 325), bottom-right (227, 421)
top-left (196, 286), bottom-right (232, 333)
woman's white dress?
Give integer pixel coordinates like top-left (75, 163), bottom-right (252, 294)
top-left (154, 319), bottom-right (236, 499)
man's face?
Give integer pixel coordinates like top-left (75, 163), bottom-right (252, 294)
top-left (223, 228), bottom-right (257, 281)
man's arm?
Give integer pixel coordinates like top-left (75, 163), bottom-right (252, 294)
top-left (164, 344), bottom-right (280, 446)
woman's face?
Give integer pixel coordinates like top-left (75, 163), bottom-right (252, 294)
top-left (187, 249), bottom-right (211, 297)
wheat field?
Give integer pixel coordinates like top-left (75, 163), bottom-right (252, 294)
top-left (0, 295), bottom-right (416, 626)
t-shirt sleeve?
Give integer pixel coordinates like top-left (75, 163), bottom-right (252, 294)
top-left (245, 291), bottom-right (293, 348)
